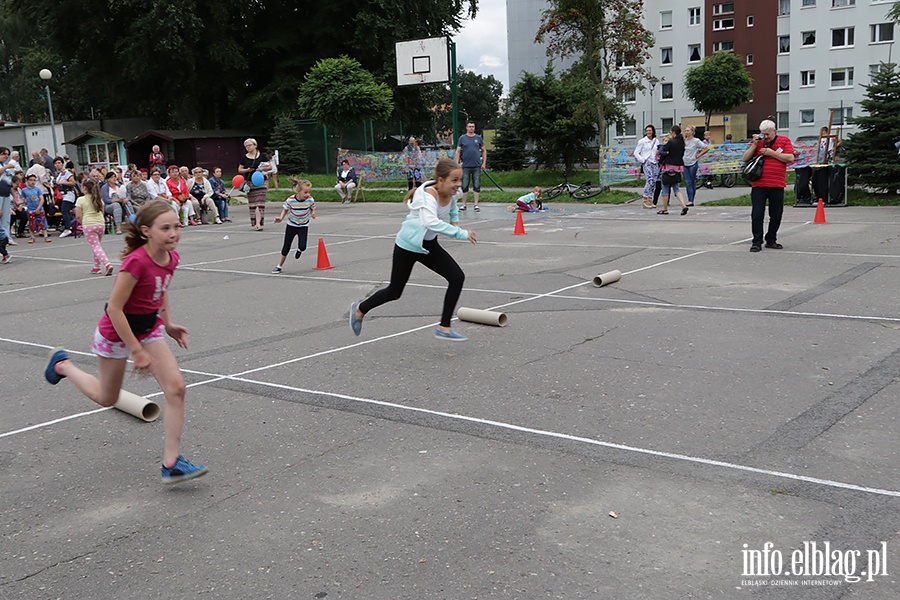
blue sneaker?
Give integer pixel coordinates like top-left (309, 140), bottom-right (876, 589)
top-left (434, 329), bottom-right (467, 342)
top-left (349, 302), bottom-right (363, 336)
top-left (45, 348), bottom-right (69, 385)
top-left (161, 455), bottom-right (209, 485)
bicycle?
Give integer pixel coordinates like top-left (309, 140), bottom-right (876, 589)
top-left (543, 180), bottom-right (605, 200)
top-left (697, 172), bottom-right (736, 189)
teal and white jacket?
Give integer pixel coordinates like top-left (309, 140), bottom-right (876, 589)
top-left (395, 181), bottom-right (469, 254)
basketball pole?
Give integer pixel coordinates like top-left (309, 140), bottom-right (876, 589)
top-left (449, 37), bottom-right (459, 149)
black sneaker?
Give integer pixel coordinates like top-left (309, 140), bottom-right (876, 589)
top-left (765, 242), bottom-right (783, 249)
top-left (295, 249), bottom-right (302, 259)
top-left (750, 245), bottom-right (761, 253)
top-left (459, 205), bottom-right (467, 211)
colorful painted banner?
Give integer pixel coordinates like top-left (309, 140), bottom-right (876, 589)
top-left (337, 148), bottom-right (455, 183)
top-left (340, 141), bottom-right (823, 185)
top-left (599, 140), bottom-right (822, 184)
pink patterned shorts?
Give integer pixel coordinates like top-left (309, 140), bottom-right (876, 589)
top-left (91, 324), bottom-right (165, 359)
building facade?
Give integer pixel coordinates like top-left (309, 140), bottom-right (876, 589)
top-left (506, 0), bottom-right (897, 145)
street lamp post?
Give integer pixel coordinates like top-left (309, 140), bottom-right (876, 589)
top-left (39, 69), bottom-right (59, 158)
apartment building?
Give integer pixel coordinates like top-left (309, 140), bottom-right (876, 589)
top-left (506, 0), bottom-right (897, 144)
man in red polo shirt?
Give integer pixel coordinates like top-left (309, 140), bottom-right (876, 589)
top-left (741, 119), bottom-right (795, 253)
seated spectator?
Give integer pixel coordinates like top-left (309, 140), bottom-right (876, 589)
top-left (126, 170), bottom-right (151, 207)
top-left (208, 166), bottom-right (231, 222)
top-left (166, 165), bottom-right (198, 226)
top-left (188, 167), bottom-right (221, 224)
top-left (145, 168), bottom-right (172, 203)
top-left (101, 171), bottom-right (133, 234)
top-left (334, 159), bottom-right (357, 203)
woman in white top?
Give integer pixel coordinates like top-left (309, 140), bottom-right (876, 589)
top-left (682, 126), bottom-right (709, 207)
top-left (633, 125), bottom-right (660, 209)
top-left (53, 157), bottom-right (77, 237)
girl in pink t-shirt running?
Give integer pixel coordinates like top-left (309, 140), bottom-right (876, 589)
top-left (44, 201), bottom-right (208, 485)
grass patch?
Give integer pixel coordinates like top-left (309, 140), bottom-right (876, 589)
top-left (702, 187), bottom-right (899, 207)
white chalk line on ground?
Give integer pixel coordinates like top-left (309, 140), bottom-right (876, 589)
top-left (4, 335), bottom-right (898, 499)
top-left (3, 224), bottom-right (897, 497)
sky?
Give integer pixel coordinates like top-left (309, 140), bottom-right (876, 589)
top-left (451, 0), bottom-right (510, 94)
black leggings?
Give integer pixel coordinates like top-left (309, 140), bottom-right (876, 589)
top-left (280, 225), bottom-right (309, 257)
top-left (359, 239), bottom-right (465, 328)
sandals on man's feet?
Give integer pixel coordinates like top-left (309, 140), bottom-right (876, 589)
top-left (656, 210), bottom-right (669, 215)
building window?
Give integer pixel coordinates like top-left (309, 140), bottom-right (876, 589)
top-left (747, 54), bottom-right (754, 65)
top-left (747, 15), bottom-right (754, 27)
top-left (802, 31), bottom-right (817, 46)
top-left (714, 18), bottom-right (735, 30)
top-left (714, 2), bottom-right (735, 14)
top-left (779, 35), bottom-right (791, 53)
top-left (713, 40), bottom-right (734, 52)
top-left (616, 54), bottom-right (635, 69)
top-left (776, 112), bottom-right (789, 129)
top-left (660, 11), bottom-right (673, 29)
top-left (869, 63), bottom-right (888, 80)
top-left (800, 70), bottom-right (816, 86)
top-left (620, 88), bottom-right (636, 103)
top-left (870, 23), bottom-right (894, 44)
top-left (800, 109), bottom-right (815, 124)
top-left (802, 0), bottom-right (817, 5)
top-left (831, 27), bottom-right (855, 48)
top-left (689, 7), bottom-right (701, 26)
top-left (661, 117), bottom-right (674, 132)
top-left (832, 0), bottom-right (855, 6)
top-left (778, 73), bottom-right (790, 92)
top-left (661, 47), bottom-right (673, 65)
top-left (661, 83), bottom-right (674, 100)
top-left (830, 67), bottom-right (854, 88)
top-left (829, 107), bottom-right (853, 124)
top-left (779, 0), bottom-right (791, 15)
top-left (688, 44), bottom-right (702, 62)
top-left (616, 118), bottom-right (637, 138)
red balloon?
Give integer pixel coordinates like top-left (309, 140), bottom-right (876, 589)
top-left (231, 175), bottom-right (245, 188)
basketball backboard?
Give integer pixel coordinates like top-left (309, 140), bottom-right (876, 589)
top-left (395, 37), bottom-right (450, 86)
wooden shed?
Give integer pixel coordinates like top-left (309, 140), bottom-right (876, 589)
top-left (64, 131), bottom-right (128, 174)
top-left (125, 129), bottom-right (265, 175)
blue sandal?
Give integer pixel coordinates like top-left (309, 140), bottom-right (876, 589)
top-left (45, 348), bottom-right (69, 385)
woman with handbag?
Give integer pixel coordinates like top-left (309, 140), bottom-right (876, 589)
top-left (656, 126), bottom-right (689, 216)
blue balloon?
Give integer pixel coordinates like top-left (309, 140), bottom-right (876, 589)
top-left (251, 171), bottom-right (265, 187)
top-left (129, 213), bottom-right (136, 222)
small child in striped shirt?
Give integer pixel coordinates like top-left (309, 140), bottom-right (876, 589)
top-left (272, 178), bottom-right (316, 274)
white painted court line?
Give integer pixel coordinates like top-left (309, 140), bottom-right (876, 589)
top-left (5, 336), bottom-right (897, 498)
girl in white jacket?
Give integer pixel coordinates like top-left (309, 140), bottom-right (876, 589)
top-left (349, 158), bottom-right (477, 341)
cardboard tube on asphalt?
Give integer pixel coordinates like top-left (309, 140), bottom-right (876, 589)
top-left (592, 269), bottom-right (622, 288)
top-left (114, 390), bottom-right (161, 422)
top-left (457, 307), bottom-right (509, 327)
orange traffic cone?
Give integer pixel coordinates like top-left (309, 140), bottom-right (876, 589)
top-left (513, 210), bottom-right (527, 235)
top-left (813, 198), bottom-right (827, 224)
top-left (313, 237), bottom-right (335, 270)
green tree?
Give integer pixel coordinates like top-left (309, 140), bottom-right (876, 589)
top-left (455, 67), bottom-right (504, 129)
top-left (536, 0), bottom-right (653, 145)
top-left (888, 2), bottom-right (900, 22)
top-left (508, 66), bottom-right (595, 177)
top-left (489, 115), bottom-right (529, 171)
top-left (2, 0), bottom-right (478, 129)
top-left (267, 117), bottom-right (308, 176)
top-left (683, 52), bottom-right (753, 129)
top-left (297, 56), bottom-right (394, 147)
top-left (842, 63), bottom-right (900, 194)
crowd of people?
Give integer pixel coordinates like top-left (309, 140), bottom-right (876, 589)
top-left (0, 144), bottom-right (251, 267)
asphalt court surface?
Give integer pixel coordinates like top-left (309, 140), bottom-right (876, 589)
top-left (2, 200), bottom-right (899, 599)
